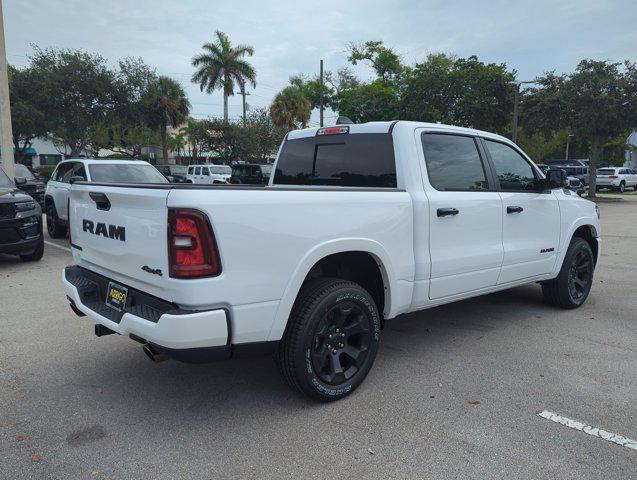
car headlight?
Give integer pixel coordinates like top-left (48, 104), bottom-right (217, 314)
top-left (14, 201), bottom-right (37, 212)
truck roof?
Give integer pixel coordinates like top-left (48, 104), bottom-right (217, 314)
top-left (287, 121), bottom-right (511, 143)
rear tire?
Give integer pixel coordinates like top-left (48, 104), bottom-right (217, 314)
top-left (618, 181), bottom-right (626, 193)
top-left (46, 203), bottom-right (67, 239)
top-left (275, 277), bottom-right (381, 401)
top-left (541, 237), bottom-right (594, 309)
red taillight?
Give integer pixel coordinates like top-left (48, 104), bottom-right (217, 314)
top-left (168, 209), bottom-right (220, 278)
top-left (609, 175), bottom-right (618, 179)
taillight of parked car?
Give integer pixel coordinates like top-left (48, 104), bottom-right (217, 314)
top-left (609, 175), bottom-right (618, 179)
top-left (167, 209), bottom-right (220, 278)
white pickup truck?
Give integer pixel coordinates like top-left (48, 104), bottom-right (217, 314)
top-left (63, 121), bottom-right (601, 401)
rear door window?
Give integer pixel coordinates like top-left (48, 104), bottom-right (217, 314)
top-left (273, 133), bottom-right (397, 188)
top-left (421, 134), bottom-right (489, 191)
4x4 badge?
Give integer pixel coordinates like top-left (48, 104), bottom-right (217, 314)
top-left (141, 266), bottom-right (163, 276)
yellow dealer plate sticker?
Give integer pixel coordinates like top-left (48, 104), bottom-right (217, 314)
top-left (106, 282), bottom-right (128, 312)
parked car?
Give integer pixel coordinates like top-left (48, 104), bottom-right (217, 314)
top-left (230, 163), bottom-right (272, 184)
top-left (0, 167), bottom-right (43, 262)
top-left (537, 164), bottom-right (585, 195)
top-left (63, 121), bottom-right (600, 401)
top-left (545, 159), bottom-right (590, 185)
top-left (45, 158), bottom-right (167, 239)
top-left (13, 163), bottom-right (46, 207)
top-left (595, 167), bottom-right (637, 192)
top-left (185, 164), bottom-right (232, 184)
top-left (155, 165), bottom-right (187, 183)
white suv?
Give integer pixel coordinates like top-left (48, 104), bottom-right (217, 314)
top-left (44, 159), bottom-right (167, 238)
top-left (185, 164), bottom-right (232, 184)
top-left (596, 167), bottom-right (637, 192)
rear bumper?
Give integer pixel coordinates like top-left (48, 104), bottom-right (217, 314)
top-left (63, 265), bottom-right (230, 352)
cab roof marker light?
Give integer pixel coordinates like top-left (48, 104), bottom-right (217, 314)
top-left (316, 126), bottom-right (349, 136)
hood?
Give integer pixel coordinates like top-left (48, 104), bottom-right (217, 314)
top-left (0, 187), bottom-right (35, 204)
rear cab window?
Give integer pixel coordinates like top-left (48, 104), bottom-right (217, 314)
top-left (273, 132), bottom-right (397, 188)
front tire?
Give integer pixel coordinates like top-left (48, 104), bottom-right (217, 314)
top-left (275, 278), bottom-right (381, 401)
top-left (541, 237), bottom-right (594, 309)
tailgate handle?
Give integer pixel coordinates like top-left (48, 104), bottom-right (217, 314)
top-left (89, 192), bottom-right (111, 211)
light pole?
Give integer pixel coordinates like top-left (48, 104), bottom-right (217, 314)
top-left (510, 80), bottom-right (536, 144)
top-left (565, 133), bottom-right (574, 160)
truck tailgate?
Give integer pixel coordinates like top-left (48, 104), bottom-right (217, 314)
top-left (69, 185), bottom-right (171, 300)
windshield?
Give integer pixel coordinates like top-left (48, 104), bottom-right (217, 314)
top-left (210, 165), bottom-right (231, 175)
top-left (0, 168), bottom-right (14, 188)
top-left (597, 169), bottom-right (616, 175)
top-left (14, 163), bottom-right (35, 180)
top-left (88, 163), bottom-right (169, 183)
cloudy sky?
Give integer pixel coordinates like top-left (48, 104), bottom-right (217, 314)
top-left (4, 0), bottom-right (636, 126)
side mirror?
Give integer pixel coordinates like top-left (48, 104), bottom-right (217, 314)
top-left (14, 176), bottom-right (27, 185)
top-left (69, 175), bottom-right (85, 184)
top-left (545, 169), bottom-right (566, 190)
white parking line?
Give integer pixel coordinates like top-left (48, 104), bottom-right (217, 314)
top-left (44, 240), bottom-right (71, 253)
top-left (538, 410), bottom-right (637, 451)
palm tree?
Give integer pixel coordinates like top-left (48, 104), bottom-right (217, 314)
top-left (147, 76), bottom-right (191, 163)
top-left (269, 86), bottom-right (311, 131)
top-left (191, 31), bottom-right (256, 121)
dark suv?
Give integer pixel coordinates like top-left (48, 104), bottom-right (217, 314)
top-left (14, 163), bottom-right (46, 207)
top-left (0, 167), bottom-right (44, 262)
top-left (230, 163), bottom-right (272, 185)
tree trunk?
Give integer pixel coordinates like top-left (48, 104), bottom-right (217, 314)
top-left (588, 134), bottom-right (603, 199)
top-left (160, 125), bottom-right (168, 164)
top-left (223, 92), bottom-right (228, 122)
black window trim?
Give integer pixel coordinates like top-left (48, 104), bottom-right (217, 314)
top-left (420, 131), bottom-right (496, 193)
top-left (478, 137), bottom-right (546, 194)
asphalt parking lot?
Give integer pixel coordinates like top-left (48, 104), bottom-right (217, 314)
top-left (1, 198), bottom-right (635, 479)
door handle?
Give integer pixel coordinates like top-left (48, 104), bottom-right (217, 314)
top-left (89, 192), bottom-right (111, 211)
top-left (507, 206), bottom-right (524, 214)
top-left (437, 208), bottom-right (459, 217)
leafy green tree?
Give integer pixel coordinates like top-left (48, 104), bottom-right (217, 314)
top-left (348, 41), bottom-right (403, 83)
top-left (167, 132), bottom-right (186, 160)
top-left (242, 108), bottom-right (286, 160)
top-left (8, 66), bottom-right (47, 163)
top-left (401, 54), bottom-right (514, 133)
top-left (269, 84), bottom-right (311, 130)
top-left (191, 30), bottom-right (256, 121)
top-left (524, 60), bottom-right (637, 196)
top-left (179, 119), bottom-right (210, 162)
top-left (28, 47), bottom-right (117, 156)
top-left (333, 80), bottom-right (399, 123)
top-left (145, 76), bottom-right (191, 163)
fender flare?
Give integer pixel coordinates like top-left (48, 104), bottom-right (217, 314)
top-left (554, 217), bottom-right (599, 274)
top-left (266, 238), bottom-right (397, 341)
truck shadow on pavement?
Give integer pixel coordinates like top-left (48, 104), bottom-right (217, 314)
top-left (59, 282), bottom-right (565, 440)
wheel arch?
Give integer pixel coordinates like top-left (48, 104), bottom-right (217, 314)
top-left (572, 224), bottom-right (599, 266)
top-left (267, 239), bottom-right (397, 342)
